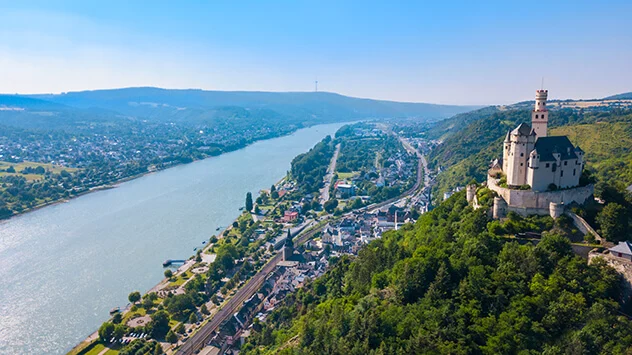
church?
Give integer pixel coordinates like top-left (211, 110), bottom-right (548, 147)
top-left (486, 89), bottom-right (594, 218)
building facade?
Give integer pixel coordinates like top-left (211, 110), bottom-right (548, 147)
top-left (501, 89), bottom-right (584, 192)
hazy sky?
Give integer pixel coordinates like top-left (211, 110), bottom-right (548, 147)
top-left (0, 0), bottom-right (630, 105)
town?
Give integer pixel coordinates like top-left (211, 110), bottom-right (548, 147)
top-left (70, 121), bottom-right (436, 355)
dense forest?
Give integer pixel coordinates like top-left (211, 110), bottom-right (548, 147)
top-left (242, 191), bottom-right (632, 354)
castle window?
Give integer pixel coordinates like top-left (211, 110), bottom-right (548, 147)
top-left (535, 114), bottom-right (538, 118)
top-left (546, 163), bottom-right (550, 168)
top-left (520, 163), bottom-right (523, 166)
top-left (561, 170), bottom-right (564, 177)
top-left (564, 161), bottom-right (567, 166)
top-left (520, 153), bottom-right (524, 157)
top-left (573, 169), bottom-right (576, 176)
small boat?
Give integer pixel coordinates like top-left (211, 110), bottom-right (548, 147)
top-left (109, 307), bottom-right (120, 315)
top-left (202, 241), bottom-right (207, 244)
top-left (239, 207), bottom-right (244, 211)
top-left (216, 227), bottom-right (221, 231)
top-left (193, 247), bottom-right (197, 251)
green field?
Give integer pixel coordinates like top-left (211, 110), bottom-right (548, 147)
top-left (551, 121), bottom-right (632, 189)
top-left (336, 171), bottom-right (357, 180)
top-left (0, 160), bottom-right (79, 181)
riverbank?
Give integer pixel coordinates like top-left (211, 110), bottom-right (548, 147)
top-left (0, 122), bottom-right (349, 355)
top-left (0, 122), bottom-right (353, 223)
top-left (67, 176), bottom-right (291, 355)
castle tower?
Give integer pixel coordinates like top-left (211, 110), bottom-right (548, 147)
top-left (532, 89), bottom-right (549, 137)
top-left (505, 123), bottom-right (536, 187)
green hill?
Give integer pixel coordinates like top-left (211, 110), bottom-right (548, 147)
top-left (428, 108), bottom-right (628, 200)
top-left (242, 192), bottom-right (631, 354)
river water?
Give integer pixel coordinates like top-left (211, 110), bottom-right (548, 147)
top-left (0, 122), bottom-right (345, 354)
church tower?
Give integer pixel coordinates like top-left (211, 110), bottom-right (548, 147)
top-left (531, 89), bottom-right (548, 137)
top-left (283, 229), bottom-right (293, 261)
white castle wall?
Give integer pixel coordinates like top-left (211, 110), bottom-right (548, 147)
top-left (488, 176), bottom-right (594, 215)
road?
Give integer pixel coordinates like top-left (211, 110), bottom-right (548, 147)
top-left (363, 136), bottom-right (426, 213)
top-left (319, 143), bottom-right (341, 204)
top-left (175, 225), bottom-right (324, 355)
top-left (177, 131), bottom-right (426, 355)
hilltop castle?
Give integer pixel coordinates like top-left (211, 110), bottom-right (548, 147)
top-left (486, 89), bottom-right (594, 218)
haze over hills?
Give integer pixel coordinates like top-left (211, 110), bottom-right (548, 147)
top-left (20, 87), bottom-right (479, 124)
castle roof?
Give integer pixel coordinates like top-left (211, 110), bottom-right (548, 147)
top-left (511, 123), bottom-right (533, 136)
top-left (532, 136), bottom-right (578, 162)
top-left (610, 241), bottom-right (632, 256)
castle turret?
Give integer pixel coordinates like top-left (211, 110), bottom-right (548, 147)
top-left (466, 184), bottom-right (477, 203)
top-left (505, 123), bottom-right (536, 187)
top-left (532, 89), bottom-right (549, 137)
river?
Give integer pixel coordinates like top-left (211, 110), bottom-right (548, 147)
top-left (0, 122), bottom-right (345, 354)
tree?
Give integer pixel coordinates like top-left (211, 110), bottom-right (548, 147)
top-left (154, 343), bottom-right (163, 355)
top-left (201, 304), bottom-right (209, 315)
top-left (112, 312), bottom-right (123, 324)
top-left (165, 330), bottom-right (178, 344)
top-left (268, 244), bottom-right (275, 253)
top-left (254, 205), bottom-right (261, 215)
top-left (271, 185), bottom-right (276, 193)
top-left (189, 312), bottom-right (198, 324)
top-left (149, 310), bottom-right (170, 339)
top-left (98, 322), bottom-right (115, 341)
top-left (246, 192), bottom-right (253, 212)
top-left (176, 323), bottom-right (186, 334)
top-left (164, 269), bottom-right (173, 278)
top-left (324, 199), bottom-right (339, 213)
top-left (113, 324), bottom-right (126, 339)
top-left (143, 297), bottom-right (154, 310)
top-left (597, 203), bottom-right (630, 242)
top-left (128, 291), bottom-right (141, 304)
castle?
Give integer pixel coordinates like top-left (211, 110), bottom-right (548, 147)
top-left (486, 89), bottom-right (594, 218)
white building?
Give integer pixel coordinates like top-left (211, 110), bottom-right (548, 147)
top-left (501, 89), bottom-right (585, 192)
top-left (487, 88), bottom-right (593, 218)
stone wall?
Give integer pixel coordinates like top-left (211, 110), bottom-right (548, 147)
top-left (589, 251), bottom-right (632, 303)
top-left (488, 176), bottom-right (594, 210)
top-left (565, 211), bottom-right (604, 244)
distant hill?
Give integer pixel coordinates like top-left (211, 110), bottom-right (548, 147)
top-left (28, 87), bottom-right (479, 123)
top-left (603, 92), bottom-right (632, 100)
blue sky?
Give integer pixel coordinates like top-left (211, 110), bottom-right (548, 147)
top-left (0, 0), bottom-right (630, 104)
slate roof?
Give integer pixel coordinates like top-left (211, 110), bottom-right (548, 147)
top-left (532, 136), bottom-right (578, 162)
top-left (610, 241), bottom-right (632, 256)
top-left (511, 123), bottom-right (533, 136)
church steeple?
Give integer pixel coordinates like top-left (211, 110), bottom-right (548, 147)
top-left (531, 89), bottom-right (548, 138)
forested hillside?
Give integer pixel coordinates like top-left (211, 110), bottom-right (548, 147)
top-left (242, 192), bottom-right (631, 354)
top-left (429, 108), bottom-right (630, 200)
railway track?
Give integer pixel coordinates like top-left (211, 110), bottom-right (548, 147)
top-left (177, 133), bottom-right (426, 354)
top-left (175, 225), bottom-right (324, 354)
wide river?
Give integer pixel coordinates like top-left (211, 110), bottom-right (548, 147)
top-left (0, 122), bottom-right (345, 354)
